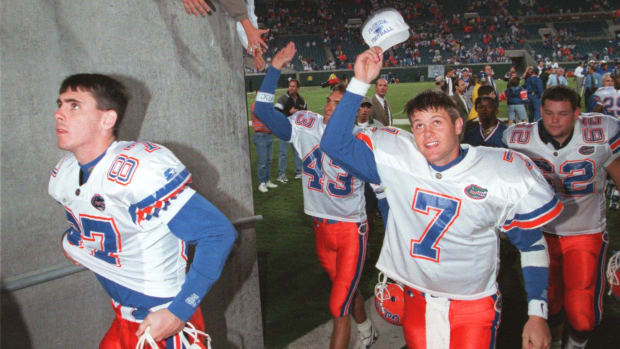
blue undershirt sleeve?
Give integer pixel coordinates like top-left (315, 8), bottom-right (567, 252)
top-left (320, 78), bottom-right (381, 184)
top-left (505, 227), bottom-right (549, 318)
top-left (166, 193), bottom-right (237, 322)
top-left (253, 66), bottom-right (293, 141)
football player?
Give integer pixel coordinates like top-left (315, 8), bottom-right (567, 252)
top-left (593, 68), bottom-right (620, 118)
top-left (503, 86), bottom-right (620, 349)
top-left (253, 42), bottom-right (377, 349)
top-left (49, 74), bottom-right (237, 348)
top-left (322, 47), bottom-right (562, 349)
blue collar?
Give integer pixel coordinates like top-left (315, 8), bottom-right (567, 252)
top-left (428, 146), bottom-right (468, 172)
top-left (79, 149), bottom-right (107, 184)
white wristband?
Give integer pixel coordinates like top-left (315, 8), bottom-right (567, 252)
top-left (347, 78), bottom-right (371, 96)
top-left (527, 299), bottom-right (548, 319)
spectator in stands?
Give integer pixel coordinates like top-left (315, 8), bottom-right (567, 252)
top-left (251, 102), bottom-right (278, 193)
top-left (433, 75), bottom-right (448, 94)
top-left (321, 73), bottom-right (340, 89)
top-left (584, 64), bottom-right (602, 111)
top-left (505, 76), bottom-right (528, 126)
top-left (523, 66), bottom-right (544, 122)
top-left (183, 0), bottom-right (268, 68)
top-left (485, 65), bottom-right (498, 95)
top-left (274, 79), bottom-right (306, 183)
top-left (451, 78), bottom-right (472, 136)
top-left (540, 66), bottom-right (552, 88)
top-left (467, 73), bottom-right (490, 122)
top-left (601, 73), bottom-right (614, 87)
top-left (535, 60), bottom-right (545, 76)
top-left (466, 84), bottom-right (497, 134)
top-left (547, 68), bottom-right (568, 87)
top-left (573, 61), bottom-right (586, 96)
top-left (445, 69), bottom-right (456, 96)
top-left (370, 78), bottom-right (393, 126)
top-left (464, 96), bottom-right (507, 148)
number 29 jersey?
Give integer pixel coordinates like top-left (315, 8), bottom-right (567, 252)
top-left (503, 114), bottom-right (620, 236)
top-left (48, 141), bottom-right (194, 298)
top-left (593, 86), bottom-right (620, 118)
top-left (361, 128), bottom-right (561, 299)
top-left (289, 110), bottom-right (366, 222)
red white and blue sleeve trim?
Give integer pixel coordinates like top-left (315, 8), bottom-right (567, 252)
top-left (608, 128), bottom-right (620, 154)
top-left (502, 196), bottom-right (563, 232)
top-left (128, 169), bottom-right (192, 225)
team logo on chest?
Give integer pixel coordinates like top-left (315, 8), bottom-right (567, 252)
top-left (91, 194), bottom-right (106, 212)
top-left (464, 184), bottom-right (488, 200)
top-left (578, 146), bottom-right (595, 155)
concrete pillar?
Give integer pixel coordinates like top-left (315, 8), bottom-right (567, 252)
top-left (1, 1), bottom-right (262, 348)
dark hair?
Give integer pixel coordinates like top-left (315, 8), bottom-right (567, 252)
top-left (477, 85), bottom-right (495, 97)
top-left (404, 90), bottom-right (460, 123)
top-left (541, 86), bottom-right (580, 110)
top-left (289, 79), bottom-right (300, 88)
top-left (332, 82), bottom-right (347, 94)
top-left (59, 74), bottom-right (129, 137)
top-left (508, 76), bottom-right (520, 87)
top-left (475, 96), bottom-right (498, 109)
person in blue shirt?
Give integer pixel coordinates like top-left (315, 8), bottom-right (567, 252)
top-left (464, 96), bottom-right (507, 147)
top-left (523, 67), bottom-right (544, 122)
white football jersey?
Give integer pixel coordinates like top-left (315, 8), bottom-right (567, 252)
top-left (593, 86), bottom-right (620, 118)
top-left (289, 110), bottom-right (366, 222)
top-left (49, 141), bottom-right (194, 298)
top-left (361, 128), bottom-right (560, 299)
top-left (503, 114), bottom-right (620, 236)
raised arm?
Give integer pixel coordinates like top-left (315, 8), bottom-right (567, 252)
top-left (253, 42), bottom-right (298, 141)
top-left (321, 48), bottom-right (384, 184)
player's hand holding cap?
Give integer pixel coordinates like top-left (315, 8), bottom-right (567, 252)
top-left (362, 8), bottom-right (410, 53)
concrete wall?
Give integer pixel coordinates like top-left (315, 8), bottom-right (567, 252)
top-left (1, 1), bottom-right (262, 348)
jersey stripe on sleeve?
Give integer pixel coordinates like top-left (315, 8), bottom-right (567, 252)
top-left (128, 169), bottom-right (192, 225)
top-left (502, 196), bottom-right (563, 231)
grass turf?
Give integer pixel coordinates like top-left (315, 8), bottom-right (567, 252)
top-left (246, 80), bottom-right (619, 348)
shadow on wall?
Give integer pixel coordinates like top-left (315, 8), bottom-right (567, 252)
top-left (113, 74), bottom-right (151, 142)
top-left (1, 290), bottom-right (33, 349)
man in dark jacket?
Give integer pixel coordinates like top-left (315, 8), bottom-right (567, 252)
top-left (274, 79), bottom-right (307, 182)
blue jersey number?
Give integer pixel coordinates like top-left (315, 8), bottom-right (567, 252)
top-left (560, 159), bottom-right (595, 197)
top-left (65, 208), bottom-right (122, 267)
top-left (601, 97), bottom-right (620, 118)
top-left (302, 146), bottom-right (353, 197)
top-left (410, 189), bottom-right (461, 262)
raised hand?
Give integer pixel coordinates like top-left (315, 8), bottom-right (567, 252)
top-left (240, 18), bottom-right (269, 56)
top-left (271, 42), bottom-right (296, 70)
top-left (353, 47), bottom-right (383, 84)
top-left (182, 0), bottom-right (211, 17)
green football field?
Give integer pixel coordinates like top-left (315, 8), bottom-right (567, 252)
top-left (246, 80), bottom-right (619, 348)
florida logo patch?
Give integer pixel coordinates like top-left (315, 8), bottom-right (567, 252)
top-left (91, 194), bottom-right (106, 212)
top-left (578, 146), bottom-right (595, 155)
top-left (464, 184), bottom-right (488, 200)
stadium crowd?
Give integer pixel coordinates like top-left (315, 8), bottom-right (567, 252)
top-left (245, 0), bottom-right (619, 72)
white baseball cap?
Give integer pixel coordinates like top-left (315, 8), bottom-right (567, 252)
top-left (362, 8), bottom-right (410, 52)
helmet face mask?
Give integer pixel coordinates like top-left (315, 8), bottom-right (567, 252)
top-left (374, 273), bottom-right (405, 326)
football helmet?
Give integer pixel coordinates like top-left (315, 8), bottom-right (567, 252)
top-left (374, 272), bottom-right (405, 326)
top-left (607, 250), bottom-right (620, 301)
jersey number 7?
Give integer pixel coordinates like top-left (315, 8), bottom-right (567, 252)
top-left (410, 189), bottom-right (461, 262)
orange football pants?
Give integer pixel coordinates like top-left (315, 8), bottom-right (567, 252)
top-left (99, 301), bottom-right (206, 349)
top-left (313, 218), bottom-right (368, 318)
